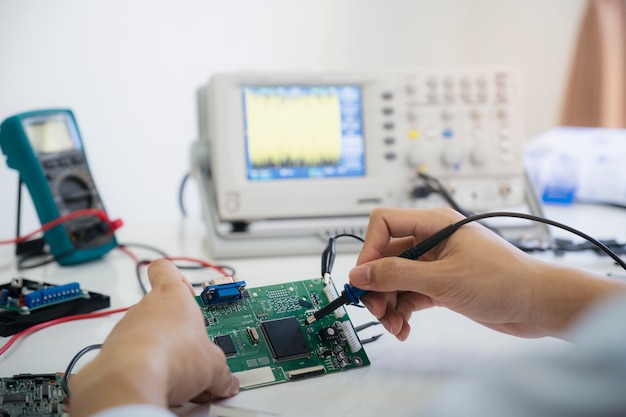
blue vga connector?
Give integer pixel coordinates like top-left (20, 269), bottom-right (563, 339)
top-left (200, 277), bottom-right (247, 306)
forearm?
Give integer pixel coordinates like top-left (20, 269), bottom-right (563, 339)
top-left (527, 260), bottom-right (626, 338)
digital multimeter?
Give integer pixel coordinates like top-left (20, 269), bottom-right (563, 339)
top-left (0, 109), bottom-right (118, 265)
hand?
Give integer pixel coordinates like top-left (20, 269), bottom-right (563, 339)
top-left (70, 259), bottom-right (239, 417)
top-left (349, 208), bottom-right (625, 341)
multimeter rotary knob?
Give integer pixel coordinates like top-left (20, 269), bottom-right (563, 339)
top-left (59, 176), bottom-right (93, 211)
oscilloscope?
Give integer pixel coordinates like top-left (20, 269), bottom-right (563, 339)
top-left (192, 69), bottom-right (544, 258)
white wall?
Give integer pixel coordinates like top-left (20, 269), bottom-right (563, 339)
top-left (0, 0), bottom-right (585, 241)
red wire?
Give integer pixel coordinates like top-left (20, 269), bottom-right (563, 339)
top-left (117, 247), bottom-right (230, 277)
top-left (164, 256), bottom-right (230, 277)
top-left (0, 208), bottom-right (123, 245)
top-left (0, 233), bottom-right (228, 358)
top-left (0, 307), bottom-right (129, 357)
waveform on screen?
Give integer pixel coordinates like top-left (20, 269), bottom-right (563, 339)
top-left (245, 92), bottom-right (343, 168)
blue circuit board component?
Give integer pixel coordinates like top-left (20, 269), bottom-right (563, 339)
top-left (0, 278), bottom-right (110, 336)
top-left (200, 279), bottom-right (247, 305)
top-left (0, 278), bottom-right (85, 314)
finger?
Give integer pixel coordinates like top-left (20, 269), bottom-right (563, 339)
top-left (357, 208), bottom-right (463, 264)
top-left (206, 365), bottom-right (240, 399)
top-left (360, 292), bottom-right (395, 319)
top-left (396, 292), bottom-right (434, 316)
top-left (191, 374), bottom-right (240, 403)
top-left (147, 259), bottom-right (195, 296)
top-left (350, 256), bottom-right (452, 298)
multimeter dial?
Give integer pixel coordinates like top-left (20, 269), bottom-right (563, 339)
top-left (58, 175), bottom-right (93, 211)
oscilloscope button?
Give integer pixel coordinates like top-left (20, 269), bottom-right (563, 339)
top-left (383, 122), bottom-right (395, 130)
top-left (57, 158), bottom-right (71, 167)
top-left (385, 152), bottom-right (397, 161)
top-left (407, 111), bottom-right (418, 121)
top-left (382, 107), bottom-right (394, 115)
top-left (224, 193), bottom-right (240, 212)
top-left (384, 137), bottom-right (396, 145)
top-left (42, 160), bottom-right (56, 169)
top-left (381, 92), bottom-right (393, 100)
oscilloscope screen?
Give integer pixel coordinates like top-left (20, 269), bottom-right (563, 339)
top-left (242, 85), bottom-right (365, 181)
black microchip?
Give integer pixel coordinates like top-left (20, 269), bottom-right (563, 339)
top-left (214, 334), bottom-right (237, 357)
top-left (2, 392), bottom-right (27, 402)
top-left (260, 316), bottom-right (310, 361)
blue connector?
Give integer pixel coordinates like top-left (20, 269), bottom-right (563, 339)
top-left (200, 280), bottom-right (247, 305)
top-left (23, 282), bottom-right (82, 308)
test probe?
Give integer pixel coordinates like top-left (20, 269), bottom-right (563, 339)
top-left (306, 221), bottom-right (462, 325)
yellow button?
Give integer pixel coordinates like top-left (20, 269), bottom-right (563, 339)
top-left (408, 130), bottom-right (420, 139)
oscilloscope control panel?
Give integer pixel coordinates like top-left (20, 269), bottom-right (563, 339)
top-left (197, 68), bottom-right (526, 223)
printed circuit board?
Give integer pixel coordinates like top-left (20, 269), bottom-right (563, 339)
top-left (198, 277), bottom-right (370, 389)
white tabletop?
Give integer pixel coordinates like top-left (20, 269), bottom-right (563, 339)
top-left (1, 203), bottom-right (625, 417)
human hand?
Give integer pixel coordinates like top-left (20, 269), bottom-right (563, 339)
top-left (349, 208), bottom-right (624, 341)
top-left (71, 259), bottom-right (239, 417)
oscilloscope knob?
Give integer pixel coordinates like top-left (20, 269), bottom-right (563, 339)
top-left (407, 143), bottom-right (435, 168)
top-left (441, 147), bottom-right (464, 169)
top-left (470, 145), bottom-right (489, 166)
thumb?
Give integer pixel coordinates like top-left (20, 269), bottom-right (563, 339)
top-left (147, 258), bottom-right (195, 295)
top-left (349, 257), bottom-right (447, 296)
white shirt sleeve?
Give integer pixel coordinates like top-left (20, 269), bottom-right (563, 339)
top-left (421, 294), bottom-right (626, 417)
top-left (88, 404), bottom-right (177, 417)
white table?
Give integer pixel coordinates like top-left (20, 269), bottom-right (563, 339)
top-left (1, 203), bottom-right (625, 416)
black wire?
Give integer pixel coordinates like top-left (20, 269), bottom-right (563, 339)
top-left (415, 172), bottom-right (504, 237)
top-left (355, 321), bottom-right (381, 332)
top-left (178, 172), bottom-right (191, 217)
top-left (333, 233), bottom-right (365, 243)
top-left (16, 249), bottom-right (76, 270)
top-left (133, 257), bottom-right (236, 295)
top-left (15, 177), bottom-right (22, 243)
top-left (135, 259), bottom-right (151, 295)
top-left (62, 343), bottom-right (102, 398)
top-left (457, 211), bottom-right (626, 271)
top-left (417, 172), bottom-right (473, 217)
top-left (118, 242), bottom-right (169, 258)
top-left (360, 334), bottom-right (383, 345)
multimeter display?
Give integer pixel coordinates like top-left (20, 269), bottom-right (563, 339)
top-left (0, 109), bottom-right (118, 265)
top-left (22, 113), bottom-right (80, 154)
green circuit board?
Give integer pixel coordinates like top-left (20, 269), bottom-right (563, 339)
top-left (0, 373), bottom-right (67, 416)
top-left (198, 277), bottom-right (370, 390)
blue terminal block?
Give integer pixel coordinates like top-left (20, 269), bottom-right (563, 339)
top-left (200, 280), bottom-right (247, 306)
top-left (24, 282), bottom-right (82, 309)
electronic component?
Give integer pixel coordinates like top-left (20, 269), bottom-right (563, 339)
top-left (322, 282), bottom-right (346, 319)
top-left (287, 365), bottom-right (326, 380)
top-left (197, 278), bottom-right (370, 390)
top-left (247, 326), bottom-right (260, 344)
top-left (0, 278), bottom-right (110, 336)
top-left (260, 317), bottom-right (310, 361)
top-left (214, 334), bottom-right (237, 357)
top-left (0, 277), bottom-right (85, 313)
top-left (192, 68), bottom-right (528, 258)
top-left (200, 277), bottom-right (247, 305)
top-left (0, 109), bottom-right (119, 265)
top-left (0, 373), bottom-right (66, 416)
top-left (318, 326), bottom-right (339, 342)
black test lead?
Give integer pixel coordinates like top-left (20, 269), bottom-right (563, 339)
top-left (306, 222), bottom-right (461, 325)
